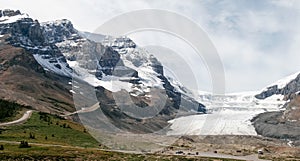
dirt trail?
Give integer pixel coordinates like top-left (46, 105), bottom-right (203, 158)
top-left (61, 103), bottom-right (100, 117)
top-left (0, 139), bottom-right (270, 161)
top-left (0, 110), bottom-right (32, 126)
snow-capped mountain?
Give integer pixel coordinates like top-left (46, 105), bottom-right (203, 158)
top-left (0, 10), bottom-right (74, 114)
top-left (0, 9), bottom-right (206, 133)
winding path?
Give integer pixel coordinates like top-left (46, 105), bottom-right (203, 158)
top-left (0, 110), bottom-right (33, 126)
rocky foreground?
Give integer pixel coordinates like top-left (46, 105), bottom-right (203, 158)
top-left (252, 94), bottom-right (300, 146)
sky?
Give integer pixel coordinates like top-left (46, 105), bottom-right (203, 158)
top-left (1, 0), bottom-right (300, 93)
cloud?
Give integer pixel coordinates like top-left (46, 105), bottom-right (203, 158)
top-left (1, 0), bottom-right (300, 92)
top-left (194, 0), bottom-right (300, 92)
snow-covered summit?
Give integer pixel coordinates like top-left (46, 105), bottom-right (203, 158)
top-left (41, 19), bottom-right (80, 44)
top-left (0, 9), bottom-right (29, 24)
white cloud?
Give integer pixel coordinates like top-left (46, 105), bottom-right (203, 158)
top-left (195, 0), bottom-right (300, 92)
top-left (1, 0), bottom-right (300, 92)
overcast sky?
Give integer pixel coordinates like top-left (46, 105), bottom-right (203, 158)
top-left (1, 0), bottom-right (300, 93)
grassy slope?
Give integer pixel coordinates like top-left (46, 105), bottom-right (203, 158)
top-left (0, 112), bottom-right (242, 161)
top-left (0, 112), bottom-right (99, 148)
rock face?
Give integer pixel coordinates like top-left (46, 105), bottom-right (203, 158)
top-left (0, 10), bottom-right (125, 78)
top-left (0, 9), bottom-right (21, 17)
top-left (41, 19), bottom-right (78, 43)
top-left (0, 10), bottom-right (45, 47)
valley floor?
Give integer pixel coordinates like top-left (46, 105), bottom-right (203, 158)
top-left (0, 112), bottom-right (299, 160)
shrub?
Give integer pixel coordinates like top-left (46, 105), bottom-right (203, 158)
top-left (29, 132), bottom-right (35, 139)
top-left (19, 141), bottom-right (30, 148)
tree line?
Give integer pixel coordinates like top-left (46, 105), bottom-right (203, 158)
top-left (0, 99), bottom-right (30, 121)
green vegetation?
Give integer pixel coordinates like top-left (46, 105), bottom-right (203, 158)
top-left (0, 99), bottom-right (29, 121)
top-left (0, 112), bottom-right (99, 148)
top-left (19, 141), bottom-right (30, 148)
top-left (0, 111), bottom-right (247, 160)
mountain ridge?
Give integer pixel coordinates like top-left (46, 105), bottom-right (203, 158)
top-left (0, 9), bottom-right (205, 133)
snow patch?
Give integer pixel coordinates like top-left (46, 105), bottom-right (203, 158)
top-left (33, 54), bottom-right (72, 77)
top-left (67, 60), bottom-right (132, 92)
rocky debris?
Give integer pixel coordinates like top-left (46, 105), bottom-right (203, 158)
top-left (252, 111), bottom-right (300, 144)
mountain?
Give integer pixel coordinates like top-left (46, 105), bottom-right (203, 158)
top-left (1, 9), bottom-right (299, 140)
top-left (251, 72), bottom-right (300, 145)
top-left (0, 9), bottom-right (205, 133)
top-left (0, 10), bottom-right (74, 114)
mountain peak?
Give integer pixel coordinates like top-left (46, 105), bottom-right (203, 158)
top-left (0, 9), bottom-right (21, 17)
top-left (0, 9), bottom-right (29, 24)
top-left (41, 19), bottom-right (78, 44)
